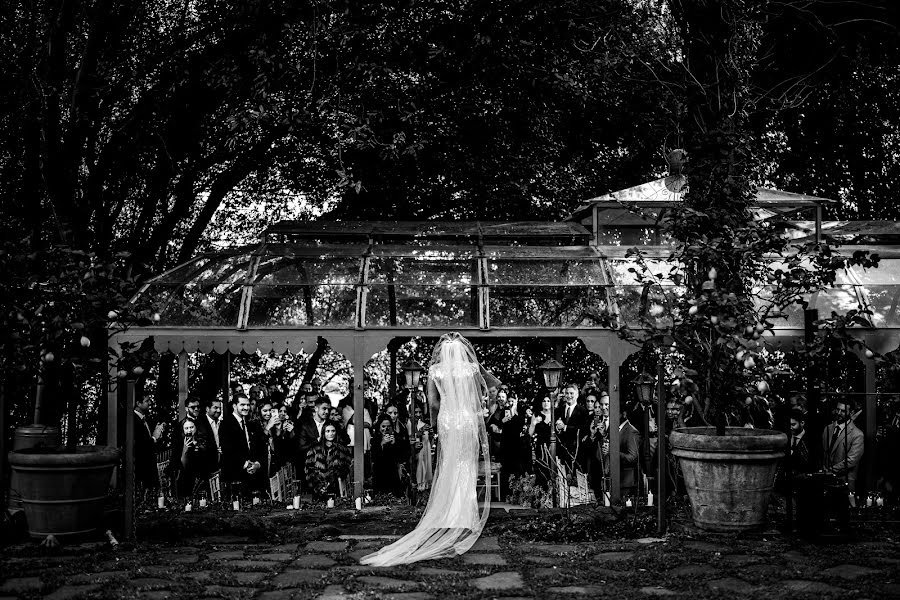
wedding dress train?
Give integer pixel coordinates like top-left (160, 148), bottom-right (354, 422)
top-left (360, 333), bottom-right (491, 566)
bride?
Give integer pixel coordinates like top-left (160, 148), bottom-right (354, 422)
top-left (360, 333), bottom-right (497, 566)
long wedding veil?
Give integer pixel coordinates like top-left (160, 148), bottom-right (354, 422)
top-left (360, 332), bottom-right (491, 565)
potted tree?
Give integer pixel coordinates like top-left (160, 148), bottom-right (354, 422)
top-left (600, 1), bottom-right (884, 531)
top-left (3, 243), bottom-right (148, 541)
top-left (612, 171), bottom-right (880, 530)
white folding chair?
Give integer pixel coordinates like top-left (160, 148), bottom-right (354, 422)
top-left (209, 471), bottom-right (222, 502)
top-left (269, 470), bottom-right (283, 502)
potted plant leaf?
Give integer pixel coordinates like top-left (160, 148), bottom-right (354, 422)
top-left (3, 242), bottom-right (149, 541)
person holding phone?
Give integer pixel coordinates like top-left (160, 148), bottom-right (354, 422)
top-left (371, 414), bottom-right (408, 496)
top-left (174, 419), bottom-right (204, 498)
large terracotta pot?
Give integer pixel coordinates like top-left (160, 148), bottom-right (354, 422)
top-left (8, 425), bottom-right (61, 509)
top-left (670, 427), bottom-right (787, 531)
top-left (8, 445), bottom-right (120, 539)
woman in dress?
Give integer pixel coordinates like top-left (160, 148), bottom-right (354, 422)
top-left (529, 394), bottom-right (553, 487)
top-left (305, 423), bottom-right (352, 500)
top-left (413, 405), bottom-right (434, 491)
top-left (361, 332), bottom-right (497, 566)
top-left (370, 414), bottom-right (408, 496)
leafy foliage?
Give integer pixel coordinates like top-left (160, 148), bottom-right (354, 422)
top-left (601, 1), bottom-right (887, 431)
top-left (0, 240), bottom-right (152, 443)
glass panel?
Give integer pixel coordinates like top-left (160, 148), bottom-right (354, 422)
top-left (144, 282), bottom-right (243, 326)
top-left (482, 246), bottom-right (600, 259)
top-left (811, 286), bottom-right (863, 319)
top-left (607, 259), bottom-right (676, 286)
top-left (253, 256), bottom-right (361, 286)
top-left (842, 259), bottom-right (900, 285)
top-left (155, 254), bottom-right (251, 285)
top-left (610, 285), bottom-right (682, 326)
top-left (368, 256), bottom-right (477, 285)
top-left (861, 285), bottom-right (900, 327)
top-left (753, 285), bottom-right (864, 329)
top-left (489, 286), bottom-right (610, 327)
top-left (366, 285), bottom-right (476, 326)
top-left (488, 260), bottom-right (609, 285)
top-left (597, 228), bottom-right (675, 246)
top-left (246, 285), bottom-right (357, 327)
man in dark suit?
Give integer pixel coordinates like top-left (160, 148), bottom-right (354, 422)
top-left (134, 396), bottom-right (165, 499)
top-left (195, 397), bottom-right (223, 477)
top-left (219, 393), bottom-right (267, 498)
top-left (555, 382), bottom-right (589, 470)
top-left (598, 409), bottom-right (641, 496)
top-left (822, 398), bottom-right (865, 501)
top-left (296, 396), bottom-right (331, 491)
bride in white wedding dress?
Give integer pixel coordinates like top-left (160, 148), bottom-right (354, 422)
top-left (360, 333), bottom-right (495, 566)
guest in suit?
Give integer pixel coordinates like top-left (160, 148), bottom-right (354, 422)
top-left (555, 383), bottom-right (589, 471)
top-left (597, 409), bottom-right (641, 496)
top-left (219, 393), bottom-right (267, 498)
top-left (195, 397), bottom-right (223, 476)
top-left (134, 396), bottom-right (165, 498)
top-left (822, 398), bottom-right (865, 498)
top-left (296, 395), bottom-right (331, 491)
top-left (788, 408), bottom-right (811, 475)
top-left (487, 388), bottom-right (525, 500)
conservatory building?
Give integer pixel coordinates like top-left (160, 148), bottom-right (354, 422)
top-left (116, 178), bottom-right (900, 524)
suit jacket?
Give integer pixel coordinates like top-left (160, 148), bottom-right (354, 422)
top-left (219, 412), bottom-right (266, 484)
top-left (134, 411), bottom-right (159, 489)
top-left (557, 402), bottom-right (589, 460)
top-left (296, 416), bottom-right (326, 462)
top-left (822, 421), bottom-right (865, 489)
top-left (194, 414), bottom-right (220, 475)
top-left (596, 421), bottom-right (640, 489)
top-left (788, 433), bottom-right (811, 475)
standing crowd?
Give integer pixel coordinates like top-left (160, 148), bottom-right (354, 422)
top-left (130, 370), bottom-right (900, 509)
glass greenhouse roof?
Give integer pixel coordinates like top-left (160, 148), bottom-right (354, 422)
top-left (133, 222), bottom-right (900, 331)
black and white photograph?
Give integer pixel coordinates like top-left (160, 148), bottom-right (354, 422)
top-left (2, 1), bottom-right (899, 598)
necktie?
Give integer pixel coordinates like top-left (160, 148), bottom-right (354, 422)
top-left (566, 406), bottom-right (572, 421)
top-left (828, 426), bottom-right (841, 455)
top-left (241, 418), bottom-right (250, 449)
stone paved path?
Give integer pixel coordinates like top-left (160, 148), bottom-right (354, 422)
top-left (2, 527), bottom-right (899, 599)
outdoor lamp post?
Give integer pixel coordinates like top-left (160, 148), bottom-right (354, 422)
top-left (401, 359), bottom-right (425, 438)
top-left (401, 359), bottom-right (424, 498)
top-left (538, 358), bottom-right (565, 507)
top-left (632, 371), bottom-right (656, 501)
top-left (633, 372), bottom-right (656, 406)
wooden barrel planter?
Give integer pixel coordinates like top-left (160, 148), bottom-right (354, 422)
top-left (8, 445), bottom-right (120, 539)
top-left (670, 426), bottom-right (787, 531)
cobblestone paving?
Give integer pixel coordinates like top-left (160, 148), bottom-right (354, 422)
top-left (2, 515), bottom-right (900, 599)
